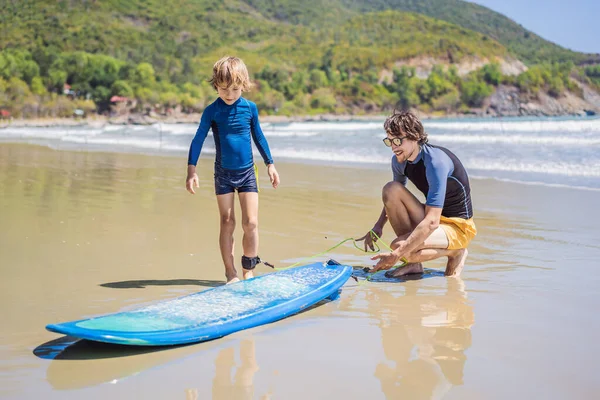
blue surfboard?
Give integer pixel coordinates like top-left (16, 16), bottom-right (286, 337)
top-left (46, 260), bottom-right (352, 346)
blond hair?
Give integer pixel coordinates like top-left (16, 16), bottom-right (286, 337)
top-left (384, 110), bottom-right (428, 145)
top-left (209, 56), bottom-right (253, 91)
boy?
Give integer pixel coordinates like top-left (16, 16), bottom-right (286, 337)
top-left (186, 56), bottom-right (280, 284)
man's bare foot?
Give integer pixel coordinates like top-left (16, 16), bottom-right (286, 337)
top-left (226, 276), bottom-right (240, 284)
top-left (385, 262), bottom-right (424, 278)
top-left (445, 248), bottom-right (468, 277)
top-left (243, 268), bottom-right (254, 280)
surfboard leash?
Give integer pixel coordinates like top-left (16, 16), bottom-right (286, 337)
top-left (264, 230), bottom-right (407, 281)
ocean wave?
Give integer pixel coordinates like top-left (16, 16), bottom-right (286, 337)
top-left (465, 159), bottom-right (600, 177)
top-left (430, 133), bottom-right (600, 146)
top-left (268, 121), bottom-right (383, 132)
top-left (469, 175), bottom-right (600, 191)
top-left (426, 118), bottom-right (600, 133)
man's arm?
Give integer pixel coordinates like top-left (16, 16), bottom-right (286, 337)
top-left (370, 206), bottom-right (442, 271)
top-left (394, 205), bottom-right (442, 256)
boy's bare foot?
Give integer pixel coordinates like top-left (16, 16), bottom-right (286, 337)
top-left (225, 268), bottom-right (239, 284)
top-left (385, 262), bottom-right (424, 278)
top-left (243, 268), bottom-right (254, 280)
top-left (445, 248), bottom-right (468, 277)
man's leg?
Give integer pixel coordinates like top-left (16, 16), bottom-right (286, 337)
top-left (216, 193), bottom-right (238, 283)
top-left (399, 247), bottom-right (468, 277)
top-left (239, 191), bottom-right (259, 280)
top-left (382, 182), bottom-right (468, 277)
top-left (388, 228), bottom-right (468, 277)
top-left (382, 181), bottom-right (426, 235)
top-left (382, 181), bottom-right (427, 274)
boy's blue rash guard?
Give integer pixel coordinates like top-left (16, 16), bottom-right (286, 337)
top-left (392, 144), bottom-right (473, 219)
top-left (187, 97), bottom-right (273, 170)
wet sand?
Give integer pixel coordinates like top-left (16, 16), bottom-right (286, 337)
top-left (1, 143), bottom-right (599, 399)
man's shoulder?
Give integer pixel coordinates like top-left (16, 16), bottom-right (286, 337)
top-left (423, 144), bottom-right (453, 165)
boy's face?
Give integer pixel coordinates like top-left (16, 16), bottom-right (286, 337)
top-left (217, 85), bottom-right (242, 105)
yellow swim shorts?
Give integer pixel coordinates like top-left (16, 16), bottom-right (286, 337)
top-left (439, 216), bottom-right (477, 250)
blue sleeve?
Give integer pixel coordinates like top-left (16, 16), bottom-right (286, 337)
top-left (392, 156), bottom-right (408, 185)
top-left (250, 103), bottom-right (274, 165)
top-left (187, 107), bottom-right (212, 166)
top-left (424, 149), bottom-right (454, 208)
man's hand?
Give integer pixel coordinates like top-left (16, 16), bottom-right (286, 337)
top-left (267, 164), bottom-right (280, 188)
top-left (356, 226), bottom-right (383, 252)
top-left (370, 250), bottom-right (402, 272)
top-left (186, 173), bottom-right (199, 194)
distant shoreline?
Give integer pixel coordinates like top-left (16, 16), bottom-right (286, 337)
top-left (0, 110), bottom-right (596, 129)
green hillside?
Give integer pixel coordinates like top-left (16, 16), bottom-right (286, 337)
top-left (244, 0), bottom-right (598, 65)
top-left (0, 0), bottom-right (595, 119)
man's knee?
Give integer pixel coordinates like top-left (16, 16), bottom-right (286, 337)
top-left (382, 181), bottom-right (410, 204)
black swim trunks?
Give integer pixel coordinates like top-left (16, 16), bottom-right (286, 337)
top-left (214, 163), bottom-right (258, 195)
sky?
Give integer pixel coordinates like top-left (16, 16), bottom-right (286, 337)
top-left (469, 0), bottom-right (600, 54)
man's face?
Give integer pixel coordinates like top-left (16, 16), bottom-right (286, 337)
top-left (386, 132), bottom-right (418, 163)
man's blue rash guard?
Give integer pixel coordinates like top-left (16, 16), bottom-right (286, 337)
top-left (187, 97), bottom-right (273, 170)
top-left (392, 144), bottom-right (473, 219)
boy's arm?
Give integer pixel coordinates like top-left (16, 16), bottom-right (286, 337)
top-left (186, 108), bottom-right (212, 194)
top-left (249, 103), bottom-right (274, 165)
top-left (187, 107), bottom-right (212, 167)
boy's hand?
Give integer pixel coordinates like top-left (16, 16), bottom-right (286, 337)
top-left (186, 173), bottom-right (199, 194)
top-left (267, 164), bottom-right (280, 188)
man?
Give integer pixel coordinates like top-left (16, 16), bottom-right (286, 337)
top-left (357, 110), bottom-right (477, 277)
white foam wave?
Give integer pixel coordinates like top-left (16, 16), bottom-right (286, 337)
top-left (426, 118), bottom-right (600, 133)
top-left (102, 125), bottom-right (125, 132)
top-left (465, 159), bottom-right (600, 177)
top-left (0, 127), bottom-right (104, 139)
top-left (155, 123), bottom-right (198, 135)
top-left (60, 136), bottom-right (198, 153)
top-left (270, 121), bottom-right (382, 132)
top-left (430, 133), bottom-right (600, 146)
top-left (470, 175), bottom-right (600, 192)
top-left (272, 148), bottom-right (385, 164)
top-left (263, 130), bottom-right (320, 137)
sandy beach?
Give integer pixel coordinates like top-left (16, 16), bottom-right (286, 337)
top-left (1, 143), bottom-right (599, 399)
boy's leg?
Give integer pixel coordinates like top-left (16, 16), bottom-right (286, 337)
top-left (216, 193), bottom-right (238, 283)
top-left (238, 191), bottom-right (259, 280)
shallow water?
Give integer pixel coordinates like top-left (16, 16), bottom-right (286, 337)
top-left (1, 143), bottom-right (599, 399)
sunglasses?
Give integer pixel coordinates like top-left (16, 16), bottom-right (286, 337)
top-left (383, 136), bottom-right (407, 147)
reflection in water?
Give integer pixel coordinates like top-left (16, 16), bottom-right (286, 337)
top-left (37, 337), bottom-right (192, 390)
top-left (187, 339), bottom-right (271, 400)
top-left (348, 279), bottom-right (474, 399)
top-left (376, 279), bottom-right (473, 399)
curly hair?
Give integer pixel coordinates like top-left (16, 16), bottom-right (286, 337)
top-left (383, 110), bottom-right (428, 145)
top-left (209, 56), bottom-right (254, 91)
